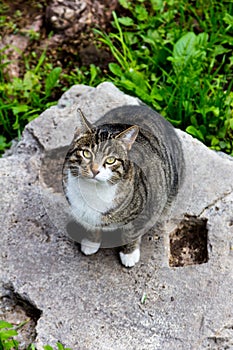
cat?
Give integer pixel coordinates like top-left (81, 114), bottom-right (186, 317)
top-left (62, 105), bottom-right (184, 267)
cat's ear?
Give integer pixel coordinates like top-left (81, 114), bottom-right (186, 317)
top-left (115, 125), bottom-right (139, 150)
top-left (76, 108), bottom-right (93, 133)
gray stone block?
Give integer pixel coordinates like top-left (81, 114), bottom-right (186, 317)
top-left (0, 82), bottom-right (233, 349)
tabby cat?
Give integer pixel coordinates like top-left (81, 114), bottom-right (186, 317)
top-left (62, 105), bottom-right (184, 267)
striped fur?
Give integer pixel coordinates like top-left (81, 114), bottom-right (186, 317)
top-left (62, 105), bottom-right (184, 266)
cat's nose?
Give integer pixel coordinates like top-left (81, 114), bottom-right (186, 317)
top-left (91, 165), bottom-right (100, 177)
top-left (92, 169), bottom-right (100, 177)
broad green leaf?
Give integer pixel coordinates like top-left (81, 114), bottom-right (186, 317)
top-left (2, 339), bottom-right (19, 349)
top-left (166, 117), bottom-right (182, 127)
top-left (211, 136), bottom-right (219, 146)
top-left (186, 125), bottom-right (205, 142)
top-left (173, 32), bottom-right (196, 59)
top-left (219, 141), bottom-right (227, 149)
top-left (109, 63), bottom-right (123, 77)
top-left (151, 0), bottom-right (165, 11)
top-left (213, 45), bottom-right (230, 57)
top-left (135, 4), bottom-right (148, 21)
top-left (57, 343), bottom-right (65, 350)
top-left (168, 32), bottom-right (203, 75)
top-left (223, 13), bottom-right (233, 26)
top-left (150, 83), bottom-right (163, 101)
top-left (134, 88), bottom-right (150, 102)
top-left (119, 78), bottom-right (136, 91)
top-left (119, 0), bottom-right (131, 9)
top-left (0, 329), bottom-right (18, 340)
top-left (145, 29), bottom-right (160, 42)
top-left (12, 77), bottom-right (24, 91)
top-left (151, 85), bottom-right (163, 101)
top-left (140, 35), bottom-right (156, 47)
top-left (45, 67), bottom-right (62, 96)
top-left (124, 32), bottom-right (138, 45)
top-left (209, 107), bottom-right (219, 117)
top-left (56, 342), bottom-right (72, 350)
top-left (196, 32), bottom-right (209, 47)
top-left (23, 71), bottom-right (39, 91)
top-left (0, 321), bottom-right (13, 329)
top-left (43, 346), bottom-right (54, 350)
top-left (12, 104), bottom-right (29, 115)
top-left (151, 92), bottom-right (163, 101)
top-left (127, 70), bottom-right (148, 91)
top-left (118, 17), bottom-right (134, 26)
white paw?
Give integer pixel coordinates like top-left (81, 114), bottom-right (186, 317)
top-left (120, 248), bottom-right (140, 267)
top-left (81, 239), bottom-right (101, 255)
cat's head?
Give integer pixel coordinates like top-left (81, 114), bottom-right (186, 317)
top-left (65, 109), bottom-right (139, 184)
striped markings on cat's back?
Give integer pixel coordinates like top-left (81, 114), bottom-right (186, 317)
top-left (62, 106), bottom-right (184, 267)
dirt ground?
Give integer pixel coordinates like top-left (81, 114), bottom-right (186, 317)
top-left (1, 0), bottom-right (119, 81)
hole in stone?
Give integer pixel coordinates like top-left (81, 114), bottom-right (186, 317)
top-left (0, 283), bottom-right (42, 348)
top-left (169, 215), bottom-right (208, 267)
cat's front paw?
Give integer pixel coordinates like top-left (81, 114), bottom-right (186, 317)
top-left (81, 239), bottom-right (101, 255)
top-left (119, 248), bottom-right (140, 267)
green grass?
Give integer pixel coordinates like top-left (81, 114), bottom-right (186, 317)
top-left (0, 320), bottom-right (72, 350)
top-left (0, 47), bottom-right (62, 153)
top-left (95, 0), bottom-right (233, 154)
top-left (0, 0), bottom-right (232, 155)
top-left (0, 3), bottom-right (232, 347)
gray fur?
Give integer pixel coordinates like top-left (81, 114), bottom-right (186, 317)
top-left (63, 105), bottom-right (184, 266)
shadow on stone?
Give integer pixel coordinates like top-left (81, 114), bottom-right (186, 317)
top-left (169, 215), bottom-right (208, 267)
top-left (40, 146), bottom-right (69, 194)
top-left (66, 220), bottom-right (126, 248)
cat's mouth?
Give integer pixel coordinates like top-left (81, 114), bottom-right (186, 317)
top-left (79, 171), bottom-right (111, 183)
top-left (83, 176), bottom-right (107, 183)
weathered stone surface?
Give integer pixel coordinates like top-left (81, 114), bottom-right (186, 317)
top-left (0, 82), bottom-right (233, 349)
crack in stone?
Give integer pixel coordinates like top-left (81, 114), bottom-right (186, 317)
top-left (199, 190), bottom-right (233, 216)
top-left (23, 127), bottom-right (45, 154)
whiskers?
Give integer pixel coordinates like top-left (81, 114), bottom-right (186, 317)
top-left (108, 174), bottom-right (121, 185)
top-left (80, 166), bottom-right (93, 179)
top-left (81, 169), bottom-right (91, 177)
top-left (108, 178), bottom-right (116, 185)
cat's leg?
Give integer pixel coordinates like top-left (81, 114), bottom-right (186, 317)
top-left (81, 239), bottom-right (101, 255)
top-left (81, 230), bottom-right (101, 255)
top-left (119, 237), bottom-right (141, 267)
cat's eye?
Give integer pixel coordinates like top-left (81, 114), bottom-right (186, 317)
top-left (105, 156), bottom-right (116, 165)
top-left (82, 149), bottom-right (92, 159)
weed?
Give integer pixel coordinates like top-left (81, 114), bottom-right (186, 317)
top-left (62, 64), bottom-right (104, 89)
top-left (0, 47), bottom-right (61, 153)
top-left (0, 320), bottom-right (19, 350)
top-left (0, 320), bottom-right (72, 350)
top-left (95, 0), bottom-right (233, 155)
top-left (0, 0), bottom-right (232, 155)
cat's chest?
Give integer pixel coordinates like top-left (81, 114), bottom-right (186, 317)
top-left (66, 171), bottom-right (117, 228)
